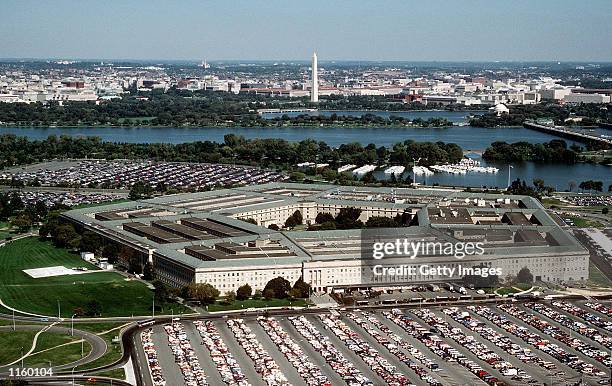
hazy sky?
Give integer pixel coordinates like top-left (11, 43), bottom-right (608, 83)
top-left (2, 0), bottom-right (611, 61)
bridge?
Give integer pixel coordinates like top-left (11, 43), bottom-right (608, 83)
top-left (524, 121), bottom-right (612, 147)
top-left (257, 108), bottom-right (318, 115)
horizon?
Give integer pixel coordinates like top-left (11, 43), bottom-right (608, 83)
top-left (3, 58), bottom-right (612, 64)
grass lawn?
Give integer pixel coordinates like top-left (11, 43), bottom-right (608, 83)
top-left (541, 198), bottom-right (566, 208)
top-left (0, 329), bottom-right (88, 367)
top-left (0, 330), bottom-right (38, 365)
top-left (588, 262), bottom-right (612, 288)
top-left (0, 237), bottom-right (186, 317)
top-left (207, 298), bottom-right (307, 312)
top-left (25, 334), bottom-right (91, 368)
top-left (74, 329), bottom-right (122, 371)
top-left (91, 368), bottom-right (126, 380)
top-left (565, 216), bottom-right (605, 228)
top-left (495, 287), bottom-right (521, 296)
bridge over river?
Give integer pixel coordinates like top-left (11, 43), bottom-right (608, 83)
top-left (524, 121), bottom-right (612, 147)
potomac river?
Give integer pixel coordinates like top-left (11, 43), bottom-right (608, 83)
top-left (1, 110), bottom-right (610, 189)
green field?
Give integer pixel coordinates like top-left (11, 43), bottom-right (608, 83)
top-left (0, 329), bottom-right (88, 367)
top-left (0, 237), bottom-right (185, 317)
top-left (0, 330), bottom-right (38, 365)
top-left (207, 298), bottom-right (307, 312)
top-left (24, 333), bottom-right (91, 368)
top-left (92, 368), bottom-right (126, 380)
top-left (0, 221), bottom-right (13, 240)
top-left (565, 216), bottom-right (605, 228)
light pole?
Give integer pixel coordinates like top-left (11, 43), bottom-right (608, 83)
top-left (57, 299), bottom-right (61, 319)
top-left (72, 364), bottom-right (78, 385)
top-left (71, 314), bottom-right (77, 336)
top-left (506, 165), bottom-right (513, 188)
top-left (412, 157), bottom-right (422, 186)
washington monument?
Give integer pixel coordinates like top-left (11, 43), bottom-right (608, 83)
top-left (311, 52), bottom-right (318, 102)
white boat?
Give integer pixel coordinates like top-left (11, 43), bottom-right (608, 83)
top-left (384, 166), bottom-right (406, 175)
top-left (352, 164), bottom-right (377, 176)
top-left (412, 166), bottom-right (434, 176)
top-left (337, 164), bottom-right (356, 173)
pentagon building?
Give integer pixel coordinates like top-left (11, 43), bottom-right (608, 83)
top-left (62, 183), bottom-right (589, 293)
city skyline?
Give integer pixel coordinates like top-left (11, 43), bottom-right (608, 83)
top-left (2, 0), bottom-right (611, 62)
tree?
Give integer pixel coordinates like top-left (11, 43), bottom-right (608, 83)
top-left (121, 247), bottom-right (143, 274)
top-left (516, 267), bottom-right (534, 284)
top-left (335, 207), bottom-right (363, 229)
top-left (152, 280), bottom-right (170, 302)
top-left (602, 208), bottom-right (609, 215)
top-left (291, 210), bottom-right (303, 225)
top-left (319, 221), bottom-right (337, 230)
top-left (102, 243), bottom-right (121, 263)
top-left (292, 277), bottom-right (311, 298)
top-left (129, 181), bottom-right (154, 200)
top-left (224, 291), bottom-right (236, 304)
top-left (253, 289), bottom-right (262, 300)
top-left (289, 172), bottom-right (306, 182)
top-left (236, 284), bottom-right (252, 300)
top-left (188, 283), bottom-right (219, 305)
top-left (315, 212), bottom-right (334, 224)
top-left (143, 262), bottom-right (155, 281)
top-left (365, 216), bottom-right (398, 228)
top-left (80, 231), bottom-right (102, 252)
top-left (263, 288), bottom-right (275, 300)
top-left (267, 224), bottom-right (280, 231)
top-left (284, 210), bottom-right (304, 228)
top-left (85, 300), bottom-right (102, 316)
top-left (11, 214), bottom-right (33, 233)
top-left (263, 277), bottom-right (291, 299)
top-left (53, 223), bottom-right (81, 249)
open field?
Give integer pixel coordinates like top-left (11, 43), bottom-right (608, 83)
top-left (24, 333), bottom-right (92, 368)
top-left (0, 237), bottom-right (186, 317)
top-left (0, 329), bottom-right (87, 367)
top-left (565, 215), bottom-right (605, 228)
top-left (0, 330), bottom-right (38, 365)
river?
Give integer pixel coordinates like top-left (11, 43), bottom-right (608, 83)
top-left (1, 110), bottom-right (609, 189)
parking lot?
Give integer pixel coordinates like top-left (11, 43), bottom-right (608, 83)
top-left (135, 300), bottom-right (612, 386)
top-left (2, 160), bottom-right (286, 190)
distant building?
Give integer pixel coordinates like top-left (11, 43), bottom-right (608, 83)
top-left (563, 93), bottom-right (611, 104)
top-left (539, 88), bottom-right (571, 101)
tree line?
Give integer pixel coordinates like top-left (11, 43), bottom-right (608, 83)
top-left (482, 139), bottom-right (580, 163)
top-left (0, 134), bottom-right (464, 177)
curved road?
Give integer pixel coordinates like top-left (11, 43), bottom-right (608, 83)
top-left (0, 324), bottom-right (107, 371)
